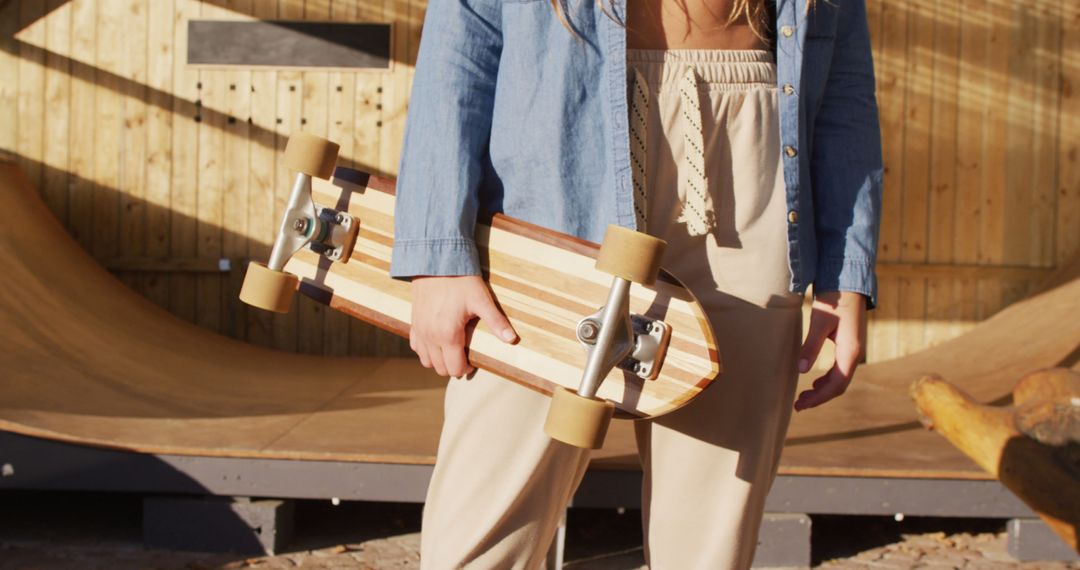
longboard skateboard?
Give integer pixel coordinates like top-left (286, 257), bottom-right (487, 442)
top-left (240, 133), bottom-right (721, 448)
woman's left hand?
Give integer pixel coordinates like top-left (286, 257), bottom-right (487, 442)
top-left (794, 290), bottom-right (867, 411)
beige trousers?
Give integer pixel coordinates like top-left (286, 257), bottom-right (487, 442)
top-left (420, 50), bottom-right (804, 570)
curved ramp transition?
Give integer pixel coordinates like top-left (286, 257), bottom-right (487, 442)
top-left (1, 160), bottom-right (1077, 478)
top-left (0, 160), bottom-right (445, 464)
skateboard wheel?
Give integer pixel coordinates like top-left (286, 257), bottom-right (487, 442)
top-left (239, 262), bottom-right (298, 313)
top-left (544, 387), bottom-right (615, 449)
top-left (284, 132), bottom-right (340, 180)
top-left (595, 225), bottom-right (666, 286)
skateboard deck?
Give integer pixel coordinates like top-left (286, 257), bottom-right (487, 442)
top-left (280, 167), bottom-right (721, 419)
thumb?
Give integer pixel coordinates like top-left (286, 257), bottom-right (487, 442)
top-left (471, 292), bottom-right (518, 343)
top-left (798, 315), bottom-right (830, 374)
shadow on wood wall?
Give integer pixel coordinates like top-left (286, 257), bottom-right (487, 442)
top-left (0, 0), bottom-right (1075, 362)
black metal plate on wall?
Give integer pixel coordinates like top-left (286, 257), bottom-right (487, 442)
top-left (187, 20), bottom-right (392, 69)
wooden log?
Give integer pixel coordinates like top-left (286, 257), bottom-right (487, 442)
top-left (911, 372), bottom-right (1080, 552)
top-left (1014, 368), bottom-right (1080, 406)
top-left (1012, 369), bottom-right (1080, 451)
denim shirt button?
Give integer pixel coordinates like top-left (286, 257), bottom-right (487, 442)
top-left (783, 84), bottom-right (796, 95)
top-left (784, 145), bottom-right (798, 158)
top-left (787, 210), bottom-right (799, 224)
top-left (780, 25), bottom-right (794, 38)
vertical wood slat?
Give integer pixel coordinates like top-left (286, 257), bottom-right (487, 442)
top-left (867, 0), bottom-right (908, 362)
top-left (93, 0), bottom-right (123, 263)
top-left (325, 0), bottom-right (359, 357)
top-left (1059, 0), bottom-right (1080, 267)
top-left (1001, 4), bottom-right (1037, 270)
top-left (170, 0), bottom-right (200, 322)
top-left (952, 0), bottom-right (988, 338)
top-left (897, 0), bottom-right (934, 356)
top-left (298, 0), bottom-right (331, 355)
top-left (924, 0), bottom-right (962, 347)
top-left (195, 28), bottom-right (226, 334)
top-left (245, 1), bottom-right (280, 347)
top-left (144, 0), bottom-right (176, 309)
top-left (119, 0), bottom-right (148, 295)
top-left (975, 0), bottom-right (1012, 319)
top-left (43, 0), bottom-right (72, 227)
top-left (0, 0), bottom-right (18, 161)
top-left (17, 0), bottom-right (46, 198)
top-left (381, 0), bottom-right (417, 357)
top-left (67, 0), bottom-right (96, 251)
top-left (273, 0), bottom-right (305, 351)
top-left (1028, 1), bottom-right (1061, 268)
top-left (222, 0), bottom-right (255, 340)
top-left (997, 2), bottom-right (1046, 312)
top-left (349, 0), bottom-right (385, 356)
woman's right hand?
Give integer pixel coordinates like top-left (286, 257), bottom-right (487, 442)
top-left (409, 275), bottom-right (518, 378)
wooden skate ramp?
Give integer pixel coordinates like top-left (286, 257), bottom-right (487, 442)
top-left (0, 160), bottom-right (447, 464)
top-left (776, 255), bottom-right (1080, 479)
top-left (1, 159), bottom-right (1078, 480)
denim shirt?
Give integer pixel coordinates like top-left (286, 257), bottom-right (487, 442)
top-left (388, 0), bottom-right (884, 307)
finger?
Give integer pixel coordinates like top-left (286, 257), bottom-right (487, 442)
top-left (471, 291), bottom-right (518, 343)
top-left (794, 369), bottom-right (846, 410)
top-left (428, 347), bottom-right (449, 377)
top-left (833, 315), bottom-right (864, 379)
top-left (798, 314), bottom-right (832, 373)
top-left (441, 343), bottom-right (472, 379)
top-left (414, 343), bottom-right (432, 369)
top-left (793, 367), bottom-right (850, 411)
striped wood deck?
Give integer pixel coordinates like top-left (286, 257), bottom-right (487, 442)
top-left (284, 169), bottom-right (721, 418)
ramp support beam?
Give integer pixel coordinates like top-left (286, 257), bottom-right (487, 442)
top-left (143, 495), bottom-right (295, 555)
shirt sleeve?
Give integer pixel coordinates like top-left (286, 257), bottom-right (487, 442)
top-left (388, 0), bottom-right (503, 280)
top-left (809, 0), bottom-right (884, 309)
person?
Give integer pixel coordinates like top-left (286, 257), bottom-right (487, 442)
top-left (389, 0), bottom-right (882, 566)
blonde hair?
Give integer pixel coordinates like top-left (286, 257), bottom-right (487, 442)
top-left (549, 0), bottom-right (791, 43)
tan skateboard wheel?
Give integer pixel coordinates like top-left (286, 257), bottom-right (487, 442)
top-left (239, 262), bottom-right (298, 313)
top-left (595, 224), bottom-right (666, 286)
top-left (284, 132), bottom-right (340, 179)
top-left (544, 387), bottom-right (615, 449)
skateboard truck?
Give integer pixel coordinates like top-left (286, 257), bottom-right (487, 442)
top-left (267, 177), bottom-right (357, 272)
top-left (240, 133), bottom-right (355, 314)
top-left (576, 311), bottom-right (671, 381)
top-left (545, 225), bottom-right (668, 450)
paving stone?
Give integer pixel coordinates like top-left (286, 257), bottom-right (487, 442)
top-left (863, 559), bottom-right (914, 569)
top-left (882, 551), bottom-right (921, 564)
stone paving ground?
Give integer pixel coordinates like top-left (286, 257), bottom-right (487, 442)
top-left (0, 491), bottom-right (1077, 569)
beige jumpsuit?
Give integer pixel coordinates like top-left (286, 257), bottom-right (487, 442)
top-left (420, 49), bottom-right (804, 570)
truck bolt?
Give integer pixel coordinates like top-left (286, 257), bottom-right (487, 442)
top-left (578, 321), bottom-right (600, 342)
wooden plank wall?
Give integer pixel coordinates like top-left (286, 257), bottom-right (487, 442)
top-left (856, 0), bottom-right (1076, 364)
top-left (1, 0), bottom-right (1077, 365)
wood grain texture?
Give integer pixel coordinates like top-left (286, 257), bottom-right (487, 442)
top-left (144, 0), bottom-right (175, 309)
top-left (65, 0), bottom-right (96, 252)
top-left (296, 1), bottom-right (331, 356)
top-left (3, 159), bottom-right (1077, 480)
top-left (16, 0), bottom-right (45, 196)
top-left (169, 0), bottom-right (199, 323)
top-left (0, 1), bottom-right (17, 163)
top-left (281, 171), bottom-right (721, 418)
top-left (221, 0), bottom-right (254, 341)
top-left (42, 0), bottom-right (71, 225)
top-left (1, 0), bottom-right (1077, 363)
top-left (244, 0), bottom-right (280, 347)
top-left (912, 372), bottom-right (1080, 546)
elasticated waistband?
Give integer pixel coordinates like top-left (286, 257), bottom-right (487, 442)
top-left (626, 49), bottom-right (776, 87)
